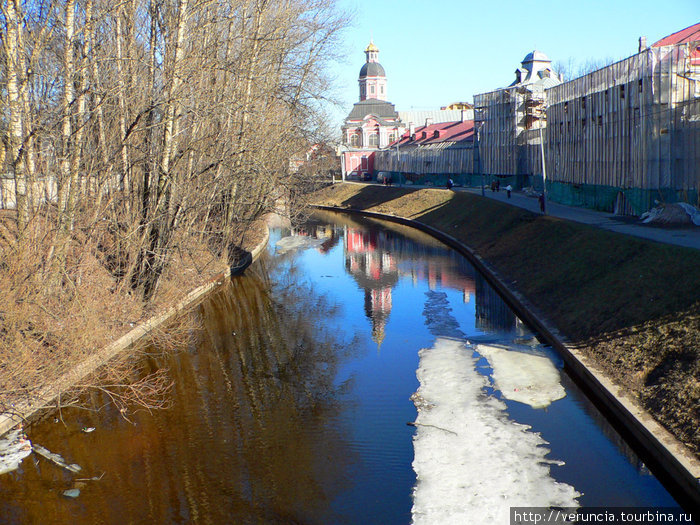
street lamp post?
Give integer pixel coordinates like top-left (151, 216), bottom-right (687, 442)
top-left (394, 143), bottom-right (400, 185)
top-left (538, 125), bottom-right (547, 215)
top-left (476, 122), bottom-right (485, 196)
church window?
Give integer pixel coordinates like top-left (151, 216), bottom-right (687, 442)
top-left (361, 85), bottom-right (366, 98)
top-left (380, 86), bottom-right (384, 95)
top-left (350, 133), bottom-right (361, 147)
top-left (370, 85), bottom-right (375, 94)
top-left (369, 133), bottom-right (379, 147)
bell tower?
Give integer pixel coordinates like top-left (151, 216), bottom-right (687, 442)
top-left (358, 40), bottom-right (387, 102)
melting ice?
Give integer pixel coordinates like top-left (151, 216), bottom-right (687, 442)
top-left (0, 428), bottom-right (32, 475)
top-left (411, 338), bottom-right (579, 525)
top-left (275, 235), bottom-right (324, 254)
top-left (476, 343), bottom-right (566, 409)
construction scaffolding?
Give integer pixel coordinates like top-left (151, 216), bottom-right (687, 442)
top-left (545, 43), bottom-right (700, 214)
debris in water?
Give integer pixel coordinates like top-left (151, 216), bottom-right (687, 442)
top-left (76, 472), bottom-right (105, 482)
top-left (82, 427), bottom-right (95, 433)
top-left (33, 444), bottom-right (82, 473)
top-left (62, 488), bottom-right (80, 498)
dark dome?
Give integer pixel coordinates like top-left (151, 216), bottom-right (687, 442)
top-left (359, 61), bottom-right (385, 77)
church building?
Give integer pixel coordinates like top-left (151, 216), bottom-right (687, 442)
top-left (340, 41), bottom-right (405, 180)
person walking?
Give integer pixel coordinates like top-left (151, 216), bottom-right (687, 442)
top-left (446, 178), bottom-right (454, 190)
top-left (505, 184), bottom-right (512, 198)
top-left (538, 193), bottom-right (546, 214)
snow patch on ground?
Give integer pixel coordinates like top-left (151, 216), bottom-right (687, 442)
top-left (411, 338), bottom-right (579, 524)
top-left (476, 343), bottom-right (566, 408)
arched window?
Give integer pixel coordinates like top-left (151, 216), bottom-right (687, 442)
top-left (350, 133), bottom-right (361, 147)
top-left (368, 133), bottom-right (379, 148)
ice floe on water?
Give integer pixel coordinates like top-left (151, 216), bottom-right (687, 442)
top-left (0, 427), bottom-right (32, 475)
top-left (275, 235), bottom-right (325, 254)
top-left (411, 338), bottom-right (579, 524)
top-left (475, 343), bottom-right (566, 409)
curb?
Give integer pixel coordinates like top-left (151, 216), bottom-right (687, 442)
top-left (0, 226), bottom-right (270, 438)
top-left (313, 204), bottom-right (700, 510)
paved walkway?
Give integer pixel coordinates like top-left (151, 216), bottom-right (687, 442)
top-left (345, 180), bottom-right (700, 249)
top-left (454, 186), bottom-right (700, 250)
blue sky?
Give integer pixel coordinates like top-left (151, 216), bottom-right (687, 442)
top-left (326, 0), bottom-right (698, 128)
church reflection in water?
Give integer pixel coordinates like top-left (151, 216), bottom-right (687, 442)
top-left (299, 213), bottom-right (520, 346)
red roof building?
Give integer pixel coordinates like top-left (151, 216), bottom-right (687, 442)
top-left (394, 119), bottom-right (474, 147)
top-left (652, 22), bottom-right (700, 46)
top-left (652, 22), bottom-right (700, 66)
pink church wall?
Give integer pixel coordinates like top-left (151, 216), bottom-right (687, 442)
top-left (344, 151), bottom-right (375, 180)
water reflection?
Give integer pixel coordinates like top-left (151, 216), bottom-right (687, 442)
top-left (0, 210), bottom-right (680, 523)
top-left (296, 212), bottom-right (513, 350)
top-left (0, 269), bottom-right (356, 524)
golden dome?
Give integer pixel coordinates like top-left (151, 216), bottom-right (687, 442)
top-left (365, 40), bottom-right (379, 53)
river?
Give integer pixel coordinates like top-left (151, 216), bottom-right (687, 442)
top-left (0, 210), bottom-right (683, 524)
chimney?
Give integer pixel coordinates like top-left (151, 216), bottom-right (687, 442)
top-left (461, 109), bottom-right (468, 122)
top-left (425, 117), bottom-right (433, 127)
top-left (639, 36), bottom-right (647, 52)
top-left (409, 122), bottom-right (415, 137)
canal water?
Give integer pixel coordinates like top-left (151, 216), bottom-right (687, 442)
top-left (0, 210), bottom-right (682, 523)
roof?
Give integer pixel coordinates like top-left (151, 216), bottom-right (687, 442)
top-left (394, 120), bottom-right (474, 147)
top-left (360, 61), bottom-right (386, 77)
top-left (652, 22), bottom-right (700, 46)
top-left (345, 99), bottom-right (400, 121)
top-left (522, 50), bottom-right (551, 64)
top-left (652, 22), bottom-right (700, 66)
top-left (508, 49), bottom-right (560, 88)
top-left (398, 109), bottom-right (469, 126)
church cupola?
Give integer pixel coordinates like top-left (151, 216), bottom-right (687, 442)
top-left (359, 40), bottom-right (387, 102)
top-left (365, 40), bottom-right (379, 63)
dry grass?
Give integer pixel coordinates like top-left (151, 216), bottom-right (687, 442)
top-left (0, 208), bottom-right (242, 422)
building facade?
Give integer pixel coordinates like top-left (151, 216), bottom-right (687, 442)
top-left (474, 50), bottom-right (562, 189)
top-left (340, 41), bottom-right (405, 180)
top-left (339, 42), bottom-right (472, 181)
top-left (373, 115), bottom-right (475, 186)
top-left (543, 26), bottom-right (700, 214)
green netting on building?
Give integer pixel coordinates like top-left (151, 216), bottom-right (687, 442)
top-left (545, 181), bottom-right (699, 215)
top-left (373, 172), bottom-right (698, 215)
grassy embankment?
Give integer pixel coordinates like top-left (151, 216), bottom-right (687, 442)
top-left (310, 183), bottom-right (700, 456)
